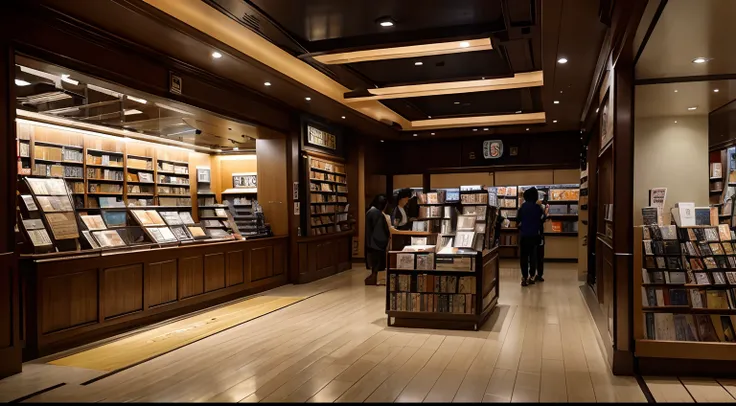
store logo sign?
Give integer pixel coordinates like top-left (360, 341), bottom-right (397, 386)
top-left (482, 140), bottom-right (503, 159)
top-left (170, 72), bottom-right (182, 95)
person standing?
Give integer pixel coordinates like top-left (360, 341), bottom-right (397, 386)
top-left (516, 187), bottom-right (544, 286)
top-left (391, 188), bottom-right (413, 231)
top-left (364, 194), bottom-right (390, 285)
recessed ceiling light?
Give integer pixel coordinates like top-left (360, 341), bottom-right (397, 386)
top-left (674, 89), bottom-right (678, 93)
top-left (595, 108), bottom-right (600, 113)
top-left (264, 82), bottom-right (271, 86)
top-left (413, 133), bottom-right (417, 137)
top-left (559, 90), bottom-right (563, 94)
top-left (557, 57), bottom-right (568, 64)
top-left (526, 128), bottom-right (530, 131)
top-left (473, 128), bottom-right (478, 132)
top-left (377, 17), bottom-right (395, 27)
top-left (430, 132), bottom-right (435, 135)
top-left (454, 101), bottom-right (460, 105)
top-left (714, 89), bottom-right (720, 93)
top-left (127, 95), bottom-right (147, 104)
top-left (60, 74), bottom-right (79, 85)
top-left (414, 61), bottom-right (423, 66)
top-left (515, 110), bottom-right (522, 114)
top-left (692, 57), bottom-right (709, 64)
top-left (341, 116), bottom-right (346, 119)
top-left (380, 21), bottom-right (394, 27)
top-left (554, 100), bottom-right (560, 104)
top-left (483, 128), bottom-right (488, 131)
top-left (674, 120), bottom-right (678, 124)
top-left (305, 97), bottom-right (311, 101)
top-left (688, 106), bottom-right (697, 111)
top-left (233, 147), bottom-right (239, 151)
top-left (212, 51), bottom-right (223, 59)
top-left (459, 41), bottom-right (470, 48)
top-left (428, 116), bottom-right (432, 119)
top-left (380, 140), bottom-right (385, 143)
top-left (14, 79), bottom-right (30, 86)
top-left (553, 120), bottom-right (558, 123)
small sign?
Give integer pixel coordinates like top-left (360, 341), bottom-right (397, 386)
top-left (170, 72), bottom-right (182, 95)
top-left (469, 152), bottom-right (476, 160)
top-left (483, 140), bottom-right (503, 159)
top-left (294, 202), bottom-right (300, 215)
top-left (510, 146), bottom-right (518, 156)
top-left (307, 126), bottom-right (337, 150)
top-left (293, 182), bottom-right (299, 200)
top-left (233, 172), bottom-right (257, 188)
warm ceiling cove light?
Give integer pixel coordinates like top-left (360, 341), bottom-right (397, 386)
top-left (459, 41), bottom-right (470, 48)
top-left (127, 95), bottom-right (147, 104)
top-left (414, 61), bottom-right (423, 66)
top-left (14, 79), bottom-right (30, 86)
top-left (688, 106), bottom-right (698, 111)
top-left (264, 82), bottom-right (271, 86)
top-left (692, 57), bottom-right (710, 64)
top-left (312, 38), bottom-right (492, 64)
top-left (557, 57), bottom-right (568, 64)
top-left (212, 51), bottom-right (222, 59)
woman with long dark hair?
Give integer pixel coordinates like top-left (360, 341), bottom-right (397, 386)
top-left (364, 194), bottom-right (390, 285)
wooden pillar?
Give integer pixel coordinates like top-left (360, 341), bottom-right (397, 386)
top-left (0, 31), bottom-right (22, 378)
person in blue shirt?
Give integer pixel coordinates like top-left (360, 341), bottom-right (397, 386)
top-left (516, 187), bottom-right (545, 286)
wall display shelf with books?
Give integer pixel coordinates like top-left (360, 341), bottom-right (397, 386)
top-left (709, 148), bottom-right (735, 226)
top-left (489, 186), bottom-right (519, 257)
top-left (304, 155), bottom-right (350, 236)
top-left (633, 224), bottom-right (736, 365)
top-left (386, 243), bottom-right (499, 331)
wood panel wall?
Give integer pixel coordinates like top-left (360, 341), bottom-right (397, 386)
top-left (23, 237), bottom-right (288, 358)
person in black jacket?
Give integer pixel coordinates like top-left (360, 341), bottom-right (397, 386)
top-left (365, 194), bottom-right (390, 285)
top-left (391, 188), bottom-right (413, 230)
top-left (516, 187), bottom-right (544, 286)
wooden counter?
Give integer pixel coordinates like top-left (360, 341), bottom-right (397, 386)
top-left (21, 236), bottom-right (289, 359)
top-left (296, 230), bottom-right (353, 284)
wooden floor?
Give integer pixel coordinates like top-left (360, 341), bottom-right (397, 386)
top-left (0, 260), bottom-right (719, 403)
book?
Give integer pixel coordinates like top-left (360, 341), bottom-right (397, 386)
top-left (654, 313), bottom-right (676, 340)
top-left (694, 315), bottom-right (720, 341)
top-left (642, 207), bottom-right (660, 226)
top-left (45, 212), bottom-right (79, 240)
top-left (187, 226), bottom-right (207, 239)
top-left (21, 195), bottom-right (38, 211)
top-left (80, 215), bottom-right (107, 231)
top-left (81, 230), bottom-right (100, 249)
top-left (454, 231), bottom-right (476, 248)
top-left (410, 236), bottom-right (428, 245)
top-left (396, 253), bottom-right (415, 269)
top-left (694, 207), bottom-right (711, 226)
top-left (92, 230), bottom-right (127, 247)
top-left (160, 211), bottom-right (184, 226)
top-left (415, 253), bottom-right (434, 270)
top-left (711, 162), bottom-right (723, 178)
top-left (179, 212), bottom-right (195, 225)
top-left (719, 224), bottom-right (732, 241)
top-left (677, 203), bottom-right (696, 226)
top-left (456, 215), bottom-right (476, 231)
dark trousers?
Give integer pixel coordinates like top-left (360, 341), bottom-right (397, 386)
top-left (520, 236), bottom-right (539, 279)
top-left (537, 238), bottom-right (545, 277)
top-left (366, 248), bottom-right (386, 273)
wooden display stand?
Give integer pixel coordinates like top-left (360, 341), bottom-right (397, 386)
top-left (386, 247), bottom-right (499, 331)
top-left (633, 226), bottom-right (736, 376)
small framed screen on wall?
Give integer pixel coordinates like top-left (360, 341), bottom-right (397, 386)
top-left (197, 168), bottom-right (211, 183)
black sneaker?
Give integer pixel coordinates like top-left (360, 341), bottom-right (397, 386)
top-left (535, 275), bottom-right (545, 282)
top-left (527, 277), bottom-right (536, 285)
top-left (521, 278), bottom-right (528, 286)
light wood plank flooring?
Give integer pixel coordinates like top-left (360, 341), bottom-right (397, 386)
top-left (0, 261), bottom-right (657, 402)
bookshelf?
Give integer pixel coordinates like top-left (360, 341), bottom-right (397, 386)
top-left (633, 225), bottom-right (736, 364)
top-left (305, 155), bottom-right (350, 236)
top-left (709, 147), bottom-right (733, 225)
top-left (490, 185), bottom-right (519, 257)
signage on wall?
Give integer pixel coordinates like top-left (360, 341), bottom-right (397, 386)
top-left (232, 172), bottom-right (257, 188)
top-left (510, 146), bottom-right (518, 156)
top-left (307, 126), bottom-right (337, 150)
top-left (482, 140), bottom-right (503, 159)
top-left (170, 72), bottom-right (182, 95)
top-left (294, 202), bottom-right (300, 215)
top-left (293, 182), bottom-right (299, 200)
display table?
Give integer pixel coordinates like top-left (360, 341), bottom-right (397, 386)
top-left (21, 236), bottom-right (288, 358)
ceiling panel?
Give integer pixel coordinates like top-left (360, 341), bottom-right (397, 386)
top-left (346, 51), bottom-right (512, 87)
top-left (635, 80), bottom-right (736, 117)
top-left (637, 0), bottom-right (736, 80)
top-left (382, 87), bottom-right (541, 120)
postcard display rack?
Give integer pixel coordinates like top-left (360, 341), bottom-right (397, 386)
top-left (305, 155), bottom-right (350, 236)
top-left (633, 224), bottom-right (736, 367)
top-left (387, 188), bottom-right (500, 331)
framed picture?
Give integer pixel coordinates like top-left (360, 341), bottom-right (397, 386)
top-left (197, 168), bottom-right (211, 183)
top-left (233, 172), bottom-right (257, 188)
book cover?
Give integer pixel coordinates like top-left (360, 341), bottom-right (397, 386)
top-left (45, 212), bottom-right (79, 240)
top-left (80, 215), bottom-right (107, 231)
top-left (396, 253), bottom-right (415, 269)
top-left (415, 253), bottom-right (434, 270)
top-left (722, 316), bottom-right (736, 342)
top-left (669, 289), bottom-right (688, 306)
top-left (694, 207), bottom-right (711, 226)
top-left (677, 203), bottom-right (696, 227)
top-left (694, 272), bottom-right (711, 285)
top-left (669, 271), bottom-right (687, 284)
top-left (706, 290), bottom-right (729, 309)
top-left (719, 224), bottom-right (732, 241)
top-left (713, 272), bottom-right (727, 285)
top-left (654, 313), bottom-right (676, 340)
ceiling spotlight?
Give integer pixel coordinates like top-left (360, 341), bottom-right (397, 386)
top-left (430, 132), bottom-right (435, 135)
top-left (554, 100), bottom-right (560, 104)
top-left (127, 95), bottom-right (147, 104)
top-left (305, 97), bottom-right (311, 101)
top-left (526, 128), bottom-right (530, 131)
top-left (674, 89), bottom-right (678, 93)
top-left (341, 116), bottom-right (346, 119)
top-left (14, 79), bottom-right (30, 86)
top-left (459, 41), bottom-right (470, 48)
top-left (212, 51), bottom-right (223, 59)
top-left (714, 89), bottom-right (720, 93)
top-left (413, 133), bottom-right (417, 137)
top-left (60, 74), bottom-right (79, 85)
top-left (687, 106), bottom-right (698, 111)
top-left (473, 128), bottom-right (478, 132)
top-left (414, 61), bottom-right (423, 66)
top-left (483, 128), bottom-right (488, 131)
top-left (454, 101), bottom-right (460, 105)
top-left (377, 17), bottom-right (395, 27)
top-left (557, 57), bottom-right (568, 64)
top-left (264, 82), bottom-right (271, 86)
top-left (674, 120), bottom-right (678, 124)
top-left (428, 116), bottom-right (432, 119)
top-left (380, 140), bottom-right (385, 143)
top-left (692, 57), bottom-right (710, 64)
top-left (553, 120), bottom-right (558, 123)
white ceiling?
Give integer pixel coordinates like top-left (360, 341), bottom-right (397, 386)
top-left (636, 80), bottom-right (736, 117)
top-left (636, 0), bottom-right (736, 80)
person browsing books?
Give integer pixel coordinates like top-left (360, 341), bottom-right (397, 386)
top-left (365, 194), bottom-right (390, 285)
top-left (391, 188), bottom-right (414, 231)
top-left (516, 187), bottom-right (544, 286)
